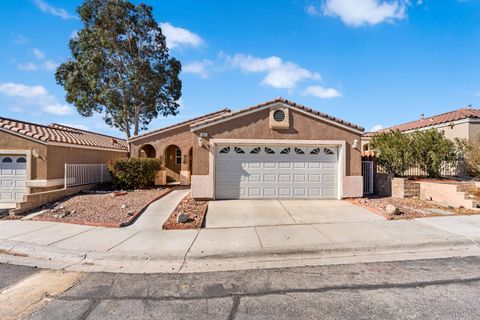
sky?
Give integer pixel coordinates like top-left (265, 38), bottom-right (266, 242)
top-left (0, 0), bottom-right (479, 138)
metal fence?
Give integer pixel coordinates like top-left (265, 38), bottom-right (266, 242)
top-left (376, 162), bottom-right (459, 177)
top-left (64, 164), bottom-right (111, 188)
top-left (362, 161), bottom-right (374, 195)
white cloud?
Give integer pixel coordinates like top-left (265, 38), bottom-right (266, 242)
top-left (33, 48), bottom-right (45, 60)
top-left (18, 48), bottom-right (58, 72)
top-left (302, 85), bottom-right (342, 99)
top-left (70, 30), bottom-right (78, 39)
top-left (321, 0), bottom-right (408, 26)
top-left (370, 124), bottom-right (384, 131)
top-left (0, 82), bottom-right (73, 116)
top-left (33, 0), bottom-right (76, 20)
top-left (159, 22), bottom-right (204, 49)
top-left (306, 4), bottom-right (321, 15)
top-left (225, 53), bottom-right (321, 89)
top-left (14, 34), bottom-right (29, 44)
top-left (183, 60), bottom-right (213, 78)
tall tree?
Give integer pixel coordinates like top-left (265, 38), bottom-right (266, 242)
top-left (56, 0), bottom-right (182, 144)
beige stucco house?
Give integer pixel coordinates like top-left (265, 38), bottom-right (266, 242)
top-left (131, 98), bottom-right (365, 200)
top-left (362, 107), bottom-right (480, 155)
top-left (0, 117), bottom-right (128, 208)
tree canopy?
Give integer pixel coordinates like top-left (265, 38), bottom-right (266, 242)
top-left (55, 0), bottom-right (182, 141)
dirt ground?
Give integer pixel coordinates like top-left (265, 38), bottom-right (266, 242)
top-left (350, 196), bottom-right (480, 220)
top-left (33, 187), bottom-right (172, 226)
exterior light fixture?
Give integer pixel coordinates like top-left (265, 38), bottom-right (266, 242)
top-left (352, 139), bottom-right (359, 149)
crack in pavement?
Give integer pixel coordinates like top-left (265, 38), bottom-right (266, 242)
top-left (54, 276), bottom-right (480, 303)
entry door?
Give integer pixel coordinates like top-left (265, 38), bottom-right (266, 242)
top-left (215, 145), bottom-right (338, 199)
top-left (0, 156), bottom-right (27, 203)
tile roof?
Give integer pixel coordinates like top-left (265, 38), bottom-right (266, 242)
top-left (0, 117), bottom-right (128, 151)
top-left (130, 108), bottom-right (231, 141)
top-left (365, 107), bottom-right (480, 137)
top-left (190, 97), bottom-right (365, 132)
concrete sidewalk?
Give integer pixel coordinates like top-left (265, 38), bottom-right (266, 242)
top-left (1, 213), bottom-right (480, 273)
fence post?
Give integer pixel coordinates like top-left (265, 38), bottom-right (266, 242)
top-left (64, 163), bottom-right (67, 189)
top-left (100, 164), bottom-right (104, 183)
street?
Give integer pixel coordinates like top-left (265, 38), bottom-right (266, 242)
top-left (2, 256), bottom-right (480, 319)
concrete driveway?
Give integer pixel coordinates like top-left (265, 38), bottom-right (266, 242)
top-left (205, 200), bottom-right (384, 228)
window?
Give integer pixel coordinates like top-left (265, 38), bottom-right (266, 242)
top-left (264, 147), bottom-right (275, 154)
top-left (175, 149), bottom-right (182, 165)
top-left (324, 148), bottom-right (334, 155)
top-left (219, 147), bottom-right (230, 154)
top-left (310, 148), bottom-right (320, 155)
top-left (280, 147), bottom-right (290, 154)
top-left (250, 147), bottom-right (261, 154)
top-left (234, 147), bottom-right (245, 154)
top-left (294, 148), bottom-right (305, 154)
top-left (16, 157), bottom-right (26, 163)
top-left (2, 157), bottom-right (12, 163)
top-left (273, 110), bottom-right (286, 122)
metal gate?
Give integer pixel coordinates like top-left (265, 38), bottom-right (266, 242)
top-left (362, 161), bottom-right (374, 195)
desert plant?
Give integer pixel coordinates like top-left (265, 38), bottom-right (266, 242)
top-left (411, 129), bottom-right (457, 178)
top-left (107, 158), bottom-right (161, 189)
top-left (465, 133), bottom-right (480, 176)
top-left (370, 130), bottom-right (415, 176)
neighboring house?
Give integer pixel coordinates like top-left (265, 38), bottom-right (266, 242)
top-left (0, 117), bottom-right (128, 208)
top-left (130, 97), bottom-right (365, 200)
top-left (362, 107), bottom-right (480, 154)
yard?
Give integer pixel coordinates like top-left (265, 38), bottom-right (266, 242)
top-left (351, 196), bottom-right (480, 220)
top-left (31, 187), bottom-right (173, 227)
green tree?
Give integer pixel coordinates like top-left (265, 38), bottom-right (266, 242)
top-left (464, 134), bottom-right (480, 176)
top-left (370, 131), bottom-right (414, 176)
top-left (411, 129), bottom-right (457, 178)
top-left (55, 0), bottom-right (182, 144)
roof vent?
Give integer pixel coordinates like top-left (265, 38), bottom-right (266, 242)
top-left (420, 113), bottom-right (425, 120)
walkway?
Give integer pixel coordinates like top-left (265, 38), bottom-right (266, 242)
top-left (1, 200), bottom-right (480, 273)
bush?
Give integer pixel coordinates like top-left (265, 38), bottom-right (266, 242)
top-left (107, 158), bottom-right (161, 189)
top-left (411, 130), bottom-right (457, 178)
top-left (370, 131), bottom-right (414, 176)
top-left (465, 133), bottom-right (480, 176)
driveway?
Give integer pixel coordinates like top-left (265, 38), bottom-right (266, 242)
top-left (205, 199), bottom-right (384, 228)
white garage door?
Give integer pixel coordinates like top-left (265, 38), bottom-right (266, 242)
top-left (0, 156), bottom-right (27, 203)
top-left (215, 145), bottom-right (338, 199)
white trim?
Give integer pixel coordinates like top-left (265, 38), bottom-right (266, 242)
top-left (26, 178), bottom-right (64, 188)
top-left (191, 102), bottom-right (364, 135)
top-left (209, 139), bottom-right (346, 200)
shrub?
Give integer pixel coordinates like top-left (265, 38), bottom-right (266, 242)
top-left (411, 129), bottom-right (457, 178)
top-left (107, 158), bottom-right (161, 189)
top-left (465, 133), bottom-right (480, 176)
top-left (370, 131), bottom-right (414, 176)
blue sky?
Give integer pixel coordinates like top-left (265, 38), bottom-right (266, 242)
top-left (1, 0), bottom-right (479, 138)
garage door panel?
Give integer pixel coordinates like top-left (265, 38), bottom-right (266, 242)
top-left (1, 156), bottom-right (28, 203)
top-left (215, 145), bottom-right (337, 199)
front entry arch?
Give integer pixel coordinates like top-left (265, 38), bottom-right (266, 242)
top-left (164, 144), bottom-right (182, 183)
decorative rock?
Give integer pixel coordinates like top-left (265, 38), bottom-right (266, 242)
top-left (121, 204), bottom-right (128, 209)
top-left (385, 204), bottom-right (400, 215)
top-left (53, 214), bottom-right (60, 219)
top-left (127, 211), bottom-right (134, 216)
top-left (177, 213), bottom-right (190, 224)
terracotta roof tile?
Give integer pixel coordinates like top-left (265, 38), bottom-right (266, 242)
top-left (190, 97), bottom-right (365, 132)
top-left (130, 108), bottom-right (231, 141)
top-left (365, 107), bottom-right (480, 136)
top-left (0, 117), bottom-right (128, 151)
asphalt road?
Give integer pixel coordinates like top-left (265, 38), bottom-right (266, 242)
top-left (3, 256), bottom-right (480, 319)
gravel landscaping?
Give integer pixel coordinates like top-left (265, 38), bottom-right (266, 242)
top-left (350, 196), bottom-right (480, 220)
top-left (163, 193), bottom-right (208, 230)
top-left (33, 187), bottom-right (173, 226)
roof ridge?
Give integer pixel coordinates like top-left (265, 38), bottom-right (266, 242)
top-left (131, 108), bottom-right (231, 140)
top-left (49, 123), bottom-right (126, 141)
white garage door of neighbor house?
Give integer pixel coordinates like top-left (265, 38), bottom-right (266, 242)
top-left (0, 156), bottom-right (27, 203)
top-left (215, 145), bottom-right (338, 199)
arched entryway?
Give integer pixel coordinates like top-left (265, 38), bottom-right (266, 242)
top-left (164, 144), bottom-right (182, 183)
top-left (139, 144), bottom-right (156, 158)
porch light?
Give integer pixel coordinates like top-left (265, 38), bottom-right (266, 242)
top-left (198, 137), bottom-right (203, 147)
top-left (352, 139), bottom-right (359, 149)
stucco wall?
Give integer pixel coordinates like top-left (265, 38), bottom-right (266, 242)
top-left (46, 145), bottom-right (127, 179)
top-left (0, 131), bottom-right (47, 180)
top-left (192, 108), bottom-right (362, 176)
